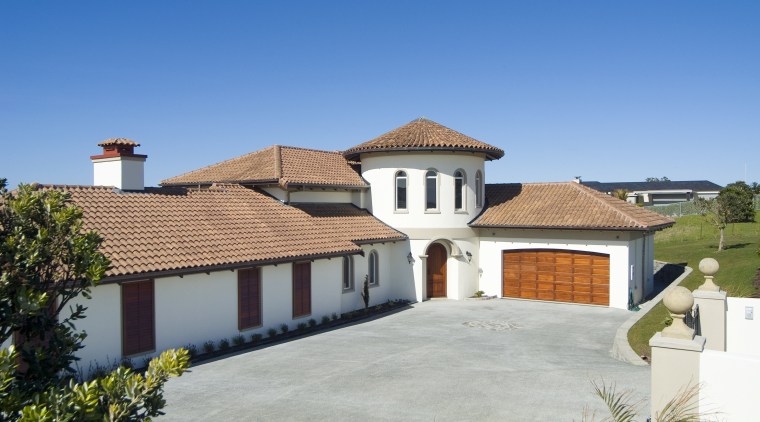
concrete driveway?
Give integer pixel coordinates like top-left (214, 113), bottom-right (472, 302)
top-left (159, 299), bottom-right (650, 421)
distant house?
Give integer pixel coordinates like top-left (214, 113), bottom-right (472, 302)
top-left (22, 118), bottom-right (674, 373)
top-left (579, 179), bottom-right (723, 205)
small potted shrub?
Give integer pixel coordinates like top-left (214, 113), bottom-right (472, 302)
top-left (185, 344), bottom-right (198, 359)
top-left (280, 323), bottom-right (289, 334)
top-left (232, 334), bottom-right (246, 346)
top-left (308, 318), bottom-right (317, 328)
top-left (267, 328), bottom-right (278, 339)
top-left (202, 340), bottom-right (215, 354)
top-left (218, 338), bottom-right (230, 351)
top-left (251, 333), bottom-right (263, 344)
top-left (297, 322), bottom-right (307, 331)
top-left (321, 315), bottom-right (331, 324)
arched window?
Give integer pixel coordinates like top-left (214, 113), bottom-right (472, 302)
top-left (425, 170), bottom-right (438, 210)
top-left (395, 171), bottom-right (407, 211)
top-left (368, 250), bottom-right (379, 286)
top-left (454, 170), bottom-right (466, 211)
top-left (342, 256), bottom-right (354, 290)
top-left (475, 170), bottom-right (483, 208)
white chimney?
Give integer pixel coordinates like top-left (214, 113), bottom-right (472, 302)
top-left (91, 138), bottom-right (147, 190)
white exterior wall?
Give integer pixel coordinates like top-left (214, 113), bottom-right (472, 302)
top-left (92, 156), bottom-right (145, 190)
top-left (67, 284), bottom-right (122, 372)
top-left (359, 152), bottom-right (486, 230)
top-left (477, 229), bottom-right (636, 309)
top-left (340, 243), bottom-right (410, 313)
top-left (726, 297), bottom-right (760, 355)
top-left (70, 252), bottom-right (412, 374)
top-left (700, 349), bottom-right (760, 420)
top-left (261, 187), bottom-right (356, 204)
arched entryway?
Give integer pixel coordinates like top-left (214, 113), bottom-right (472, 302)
top-left (426, 243), bottom-right (447, 298)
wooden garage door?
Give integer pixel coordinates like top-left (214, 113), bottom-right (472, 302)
top-left (502, 250), bottom-right (609, 305)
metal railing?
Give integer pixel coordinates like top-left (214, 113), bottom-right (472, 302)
top-left (685, 304), bottom-right (701, 336)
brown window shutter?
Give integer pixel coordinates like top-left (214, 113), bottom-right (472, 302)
top-left (292, 262), bottom-right (311, 318)
top-left (238, 268), bottom-right (262, 330)
top-left (122, 280), bottom-right (155, 356)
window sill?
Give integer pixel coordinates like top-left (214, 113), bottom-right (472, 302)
top-left (292, 313), bottom-right (311, 320)
top-left (424, 210), bottom-right (441, 214)
top-left (454, 210), bottom-right (469, 214)
top-left (123, 348), bottom-right (156, 359)
top-left (239, 323), bottom-right (263, 331)
top-left (369, 283), bottom-right (380, 289)
top-left (393, 209), bottom-right (409, 214)
top-left (342, 287), bottom-right (355, 294)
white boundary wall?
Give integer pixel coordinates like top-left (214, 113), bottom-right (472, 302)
top-left (726, 297), bottom-right (760, 355)
top-left (700, 349), bottom-right (760, 420)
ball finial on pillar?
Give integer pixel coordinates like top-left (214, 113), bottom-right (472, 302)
top-left (698, 257), bottom-right (720, 291)
top-left (662, 286), bottom-right (695, 339)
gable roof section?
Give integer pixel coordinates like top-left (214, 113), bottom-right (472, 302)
top-left (344, 118), bottom-right (505, 161)
top-left (161, 145), bottom-right (367, 188)
top-left (41, 184), bottom-right (404, 280)
top-left (582, 180), bottom-right (723, 192)
top-left (471, 182), bottom-right (675, 231)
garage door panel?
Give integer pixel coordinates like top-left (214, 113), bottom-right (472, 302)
top-left (503, 250), bottom-right (609, 306)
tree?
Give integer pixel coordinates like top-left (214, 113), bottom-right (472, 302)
top-left (645, 177), bottom-right (670, 182)
top-left (695, 198), bottom-right (727, 251)
top-left (612, 189), bottom-right (629, 201)
top-left (750, 182), bottom-right (760, 194)
top-left (719, 181), bottom-right (755, 223)
top-left (0, 179), bottom-right (188, 420)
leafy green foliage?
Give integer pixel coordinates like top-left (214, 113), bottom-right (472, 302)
top-left (646, 176), bottom-right (670, 182)
top-left (583, 380), bottom-right (641, 422)
top-left (0, 179), bottom-right (188, 420)
top-left (719, 181), bottom-right (755, 223)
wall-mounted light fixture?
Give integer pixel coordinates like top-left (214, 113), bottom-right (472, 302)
top-left (465, 251), bottom-right (472, 263)
top-left (407, 252), bottom-right (415, 264)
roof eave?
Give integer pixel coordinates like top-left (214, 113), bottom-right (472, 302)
top-left (344, 146), bottom-right (504, 161)
top-left (469, 223), bottom-right (670, 232)
top-left (354, 235), bottom-right (408, 245)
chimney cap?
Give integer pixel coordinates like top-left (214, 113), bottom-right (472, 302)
top-left (98, 138), bottom-right (140, 147)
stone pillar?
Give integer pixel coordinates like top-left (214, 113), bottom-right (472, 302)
top-left (649, 286), bottom-right (705, 418)
top-left (692, 257), bottom-right (727, 351)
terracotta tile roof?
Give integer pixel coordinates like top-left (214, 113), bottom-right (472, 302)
top-left (471, 182), bottom-right (675, 231)
top-left (161, 145), bottom-right (367, 188)
top-left (344, 118), bottom-right (505, 161)
top-left (292, 203), bottom-right (407, 244)
top-left (40, 184), bottom-right (403, 280)
top-left (97, 138), bottom-right (140, 147)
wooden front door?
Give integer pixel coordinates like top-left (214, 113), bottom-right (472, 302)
top-left (502, 249), bottom-right (610, 306)
top-left (426, 243), bottom-right (447, 298)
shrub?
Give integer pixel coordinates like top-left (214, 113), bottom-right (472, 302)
top-left (251, 333), bottom-right (263, 344)
top-left (218, 338), bottom-right (230, 351)
top-left (120, 358), bottom-right (134, 370)
top-left (232, 334), bottom-right (246, 346)
top-left (321, 315), bottom-right (331, 324)
top-left (280, 323), bottom-right (290, 334)
top-left (331, 312), bottom-right (339, 321)
top-left (202, 340), bottom-right (215, 354)
top-left (308, 318), bottom-right (317, 328)
top-left (185, 344), bottom-right (198, 359)
top-left (297, 322), bottom-right (307, 331)
top-left (267, 328), bottom-right (278, 339)
top-left (475, 290), bottom-right (485, 298)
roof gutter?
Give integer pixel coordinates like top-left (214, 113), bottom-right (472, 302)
top-left (469, 222), bottom-right (675, 232)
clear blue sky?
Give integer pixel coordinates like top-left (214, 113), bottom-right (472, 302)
top-left (2, 1), bottom-right (758, 189)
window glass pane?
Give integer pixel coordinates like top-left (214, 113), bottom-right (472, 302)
top-left (454, 171), bottom-right (464, 210)
top-left (396, 172), bottom-right (407, 210)
top-left (343, 256), bottom-right (352, 289)
top-left (476, 171), bottom-right (483, 207)
top-left (426, 171), bottom-right (437, 209)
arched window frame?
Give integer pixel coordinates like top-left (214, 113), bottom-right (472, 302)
top-left (368, 250), bottom-right (379, 286)
top-left (394, 170), bottom-right (407, 211)
top-left (475, 170), bottom-right (483, 208)
top-left (342, 255), bottom-right (354, 291)
top-left (454, 169), bottom-right (466, 211)
top-left (424, 169), bottom-right (439, 212)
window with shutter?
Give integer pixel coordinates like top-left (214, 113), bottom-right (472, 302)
top-left (292, 262), bottom-right (311, 318)
top-left (122, 280), bottom-right (155, 356)
top-left (238, 268), bottom-right (262, 330)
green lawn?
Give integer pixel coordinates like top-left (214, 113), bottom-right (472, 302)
top-left (627, 212), bottom-right (760, 359)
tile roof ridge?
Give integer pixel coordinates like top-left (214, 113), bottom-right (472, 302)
top-left (569, 182), bottom-right (646, 228)
top-left (162, 145), bottom-right (277, 185)
top-left (279, 145), bottom-right (344, 155)
top-left (36, 183), bottom-right (116, 191)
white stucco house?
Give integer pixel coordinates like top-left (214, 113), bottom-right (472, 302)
top-left (33, 118), bottom-right (673, 371)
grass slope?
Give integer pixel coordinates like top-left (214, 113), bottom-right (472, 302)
top-left (628, 212), bottom-right (760, 359)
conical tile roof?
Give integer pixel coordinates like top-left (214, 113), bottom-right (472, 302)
top-left (344, 118), bottom-right (504, 161)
